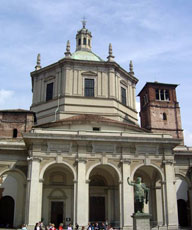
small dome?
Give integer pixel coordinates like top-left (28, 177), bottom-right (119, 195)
top-left (71, 50), bottom-right (103, 62)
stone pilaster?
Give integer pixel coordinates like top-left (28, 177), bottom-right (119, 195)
top-left (76, 159), bottom-right (88, 226)
top-left (163, 159), bottom-right (178, 229)
top-left (25, 157), bottom-right (42, 227)
top-left (121, 159), bottom-right (134, 230)
top-left (73, 179), bottom-right (77, 228)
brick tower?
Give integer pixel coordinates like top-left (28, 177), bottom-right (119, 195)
top-left (138, 82), bottom-right (183, 141)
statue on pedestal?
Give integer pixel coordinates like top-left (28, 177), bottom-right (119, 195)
top-left (127, 177), bottom-right (149, 213)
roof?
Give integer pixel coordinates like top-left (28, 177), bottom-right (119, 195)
top-left (35, 114), bottom-right (148, 132)
top-left (138, 81), bottom-right (178, 96)
top-left (71, 50), bottom-right (103, 62)
top-left (0, 109), bottom-right (34, 113)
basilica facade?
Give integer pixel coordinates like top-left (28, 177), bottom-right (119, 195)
top-left (0, 22), bottom-right (192, 230)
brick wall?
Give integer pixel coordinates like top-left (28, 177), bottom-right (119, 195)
top-left (0, 111), bottom-right (34, 138)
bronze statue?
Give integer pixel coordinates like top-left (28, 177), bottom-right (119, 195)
top-left (127, 177), bottom-right (149, 213)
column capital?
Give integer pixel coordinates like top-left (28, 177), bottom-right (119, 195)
top-left (160, 181), bottom-right (166, 185)
top-left (120, 159), bottom-right (131, 165)
top-left (75, 158), bottom-right (87, 163)
top-left (86, 179), bottom-right (90, 184)
top-left (27, 157), bottom-right (42, 162)
top-left (39, 179), bottom-right (44, 183)
top-left (73, 180), bottom-right (78, 184)
top-left (162, 160), bottom-right (175, 165)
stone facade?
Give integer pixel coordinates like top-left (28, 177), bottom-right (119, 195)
top-left (0, 23), bottom-right (192, 230)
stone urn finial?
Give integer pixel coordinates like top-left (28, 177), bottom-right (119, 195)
top-left (65, 40), bottom-right (71, 58)
top-left (35, 53), bottom-right (41, 70)
top-left (107, 43), bottom-right (115, 62)
top-left (129, 60), bottom-right (134, 75)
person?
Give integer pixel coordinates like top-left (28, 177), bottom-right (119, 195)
top-left (101, 223), bottom-right (106, 230)
top-left (21, 224), bottom-right (27, 230)
top-left (59, 223), bottom-right (64, 230)
top-left (51, 224), bottom-right (56, 230)
top-left (34, 223), bottom-right (40, 230)
top-left (68, 223), bottom-right (72, 230)
top-left (91, 223), bottom-right (95, 230)
top-left (87, 222), bottom-right (91, 230)
top-left (95, 222), bottom-right (99, 230)
top-left (127, 177), bottom-right (149, 213)
top-left (75, 223), bottom-right (79, 230)
top-left (107, 225), bottom-right (113, 230)
top-left (47, 223), bottom-right (52, 230)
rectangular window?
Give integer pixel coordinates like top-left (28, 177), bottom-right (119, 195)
top-left (121, 87), bottom-right (126, 105)
top-left (85, 79), bottom-right (94, 97)
top-left (46, 82), bottom-right (53, 101)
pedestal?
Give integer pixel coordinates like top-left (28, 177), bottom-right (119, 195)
top-left (132, 213), bottom-right (151, 230)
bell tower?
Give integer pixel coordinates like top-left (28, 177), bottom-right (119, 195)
top-left (138, 82), bottom-right (183, 141)
top-left (76, 19), bottom-right (92, 51)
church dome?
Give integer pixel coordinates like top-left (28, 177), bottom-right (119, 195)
top-left (71, 50), bottom-right (103, 62)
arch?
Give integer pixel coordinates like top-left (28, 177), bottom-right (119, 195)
top-left (0, 168), bottom-right (27, 182)
top-left (176, 173), bottom-right (191, 187)
top-left (86, 162), bottom-right (121, 181)
top-left (131, 163), bottom-right (164, 181)
top-left (40, 160), bottom-right (76, 181)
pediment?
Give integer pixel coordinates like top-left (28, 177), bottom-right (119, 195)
top-left (81, 71), bottom-right (97, 76)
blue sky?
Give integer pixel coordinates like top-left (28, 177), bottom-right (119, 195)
top-left (0, 0), bottom-right (192, 146)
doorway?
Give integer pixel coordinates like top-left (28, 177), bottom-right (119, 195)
top-left (89, 196), bottom-right (105, 221)
top-left (177, 199), bottom-right (188, 227)
top-left (51, 201), bottom-right (64, 227)
top-left (0, 196), bottom-right (14, 227)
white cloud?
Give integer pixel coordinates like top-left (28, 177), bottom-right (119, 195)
top-left (0, 89), bottom-right (13, 106)
top-left (184, 130), bottom-right (192, 147)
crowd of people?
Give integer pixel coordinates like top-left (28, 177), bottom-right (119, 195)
top-left (21, 221), bottom-right (114, 230)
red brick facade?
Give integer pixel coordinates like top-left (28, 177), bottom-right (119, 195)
top-left (0, 110), bottom-right (34, 138)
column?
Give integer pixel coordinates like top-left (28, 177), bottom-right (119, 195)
top-left (76, 159), bottom-right (89, 226)
top-left (132, 84), bottom-right (136, 110)
top-left (73, 180), bottom-right (77, 228)
top-left (163, 159), bottom-right (178, 229)
top-left (108, 67), bottom-right (115, 98)
top-left (156, 186), bottom-right (163, 226)
top-left (122, 160), bottom-right (134, 230)
top-left (25, 157), bottom-right (42, 227)
top-left (161, 181), bottom-right (168, 227)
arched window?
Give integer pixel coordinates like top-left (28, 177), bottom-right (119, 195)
top-left (13, 128), bottom-right (18, 138)
top-left (78, 38), bottom-right (81, 46)
top-left (83, 37), bottom-right (86, 45)
top-left (88, 39), bottom-right (90, 46)
top-left (163, 113), bottom-right (167, 120)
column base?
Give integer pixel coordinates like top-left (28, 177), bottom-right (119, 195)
top-left (167, 226), bottom-right (179, 230)
top-left (27, 225), bottom-right (35, 230)
top-left (122, 226), bottom-right (133, 230)
top-left (132, 213), bottom-right (151, 230)
top-left (151, 226), bottom-right (167, 230)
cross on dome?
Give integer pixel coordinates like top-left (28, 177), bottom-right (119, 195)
top-left (82, 16), bottom-right (87, 28)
